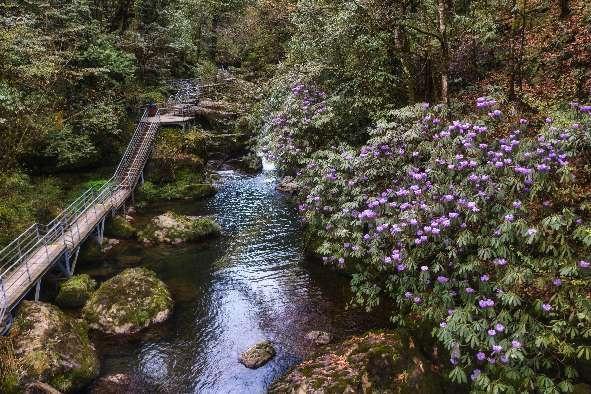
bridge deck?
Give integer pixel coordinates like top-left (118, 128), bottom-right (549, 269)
top-left (2, 189), bottom-right (130, 309)
top-left (1, 79), bottom-right (202, 333)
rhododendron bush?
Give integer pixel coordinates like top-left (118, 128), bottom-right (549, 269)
top-left (266, 92), bottom-right (591, 391)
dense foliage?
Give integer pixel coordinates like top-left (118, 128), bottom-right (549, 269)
top-left (267, 91), bottom-right (591, 390)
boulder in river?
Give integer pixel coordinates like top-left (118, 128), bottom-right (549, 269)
top-left (138, 211), bottom-right (220, 245)
top-left (105, 216), bottom-right (136, 239)
top-left (89, 373), bottom-right (132, 394)
top-left (1, 301), bottom-right (99, 393)
top-left (305, 330), bottom-right (332, 346)
top-left (55, 274), bottom-right (97, 309)
top-left (269, 330), bottom-right (443, 393)
top-left (82, 267), bottom-right (173, 335)
top-left (276, 176), bottom-right (298, 194)
top-left (239, 340), bottom-right (276, 369)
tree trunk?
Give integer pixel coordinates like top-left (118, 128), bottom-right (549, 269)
top-left (437, 0), bottom-right (450, 105)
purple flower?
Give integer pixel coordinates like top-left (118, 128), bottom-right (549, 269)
top-left (396, 263), bottom-right (407, 272)
top-left (481, 274), bottom-right (490, 282)
top-left (470, 369), bottom-right (481, 381)
top-left (500, 354), bottom-right (509, 364)
top-left (465, 287), bottom-right (475, 294)
top-left (542, 303), bottom-right (552, 312)
top-left (493, 258), bottom-right (507, 266)
top-left (437, 276), bottom-right (449, 284)
top-left (495, 323), bottom-right (505, 332)
top-left (478, 298), bottom-right (495, 308)
top-left (488, 329), bottom-right (496, 336)
top-left (476, 352), bottom-right (486, 361)
top-left (579, 260), bottom-right (590, 269)
top-left (513, 200), bottom-right (522, 209)
top-left (552, 278), bottom-right (562, 286)
top-left (511, 340), bottom-right (522, 349)
top-left (505, 214), bottom-right (514, 222)
top-left (421, 265), bottom-right (429, 271)
top-left (440, 322), bottom-right (447, 328)
top-left (359, 209), bottom-right (377, 220)
top-left (492, 345), bottom-right (502, 354)
top-left (526, 228), bottom-right (538, 236)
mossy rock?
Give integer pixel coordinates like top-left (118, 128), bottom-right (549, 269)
top-left (138, 211), bottom-right (220, 245)
top-left (181, 183), bottom-right (217, 199)
top-left (2, 301), bottom-right (99, 393)
top-left (104, 216), bottom-right (136, 239)
top-left (239, 341), bottom-right (276, 369)
top-left (55, 274), bottom-right (97, 309)
top-left (78, 240), bottom-right (104, 264)
top-left (269, 330), bottom-right (443, 394)
top-left (82, 268), bottom-right (173, 335)
top-left (226, 152), bottom-right (263, 174)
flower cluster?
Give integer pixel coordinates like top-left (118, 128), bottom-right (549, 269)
top-left (261, 81), bottom-right (329, 170)
top-left (280, 101), bottom-right (591, 391)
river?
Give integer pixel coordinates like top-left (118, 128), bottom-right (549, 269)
top-left (82, 160), bottom-right (386, 393)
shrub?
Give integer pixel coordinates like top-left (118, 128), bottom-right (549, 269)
top-left (287, 100), bottom-right (591, 392)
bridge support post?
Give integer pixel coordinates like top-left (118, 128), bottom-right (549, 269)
top-left (0, 312), bottom-right (13, 336)
top-left (140, 171), bottom-right (144, 186)
top-left (95, 217), bottom-right (106, 246)
top-left (34, 279), bottom-right (41, 301)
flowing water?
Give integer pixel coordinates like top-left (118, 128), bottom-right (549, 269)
top-left (84, 161), bottom-right (387, 393)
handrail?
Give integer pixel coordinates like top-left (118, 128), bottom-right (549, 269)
top-left (0, 108), bottom-right (162, 325)
top-left (0, 83), bottom-right (191, 330)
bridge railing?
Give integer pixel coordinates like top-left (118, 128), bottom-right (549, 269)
top-left (115, 109), bottom-right (148, 182)
top-left (0, 107), bottom-right (162, 328)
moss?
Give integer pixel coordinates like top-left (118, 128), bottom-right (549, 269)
top-left (138, 212), bottom-right (220, 244)
top-left (79, 239), bottom-right (104, 263)
top-left (105, 216), bottom-right (136, 239)
top-left (55, 274), bottom-right (97, 309)
top-left (270, 330), bottom-right (443, 394)
top-left (7, 301), bottom-right (99, 392)
top-left (82, 267), bottom-right (173, 334)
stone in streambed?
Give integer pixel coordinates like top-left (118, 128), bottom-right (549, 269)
top-left (1, 301), bottom-right (99, 393)
top-left (305, 330), bottom-right (332, 345)
top-left (138, 211), bottom-right (220, 245)
top-left (89, 373), bottom-right (132, 394)
top-left (276, 176), bottom-right (298, 194)
top-left (239, 341), bottom-right (276, 369)
top-left (82, 268), bottom-right (173, 335)
top-left (104, 216), bottom-right (136, 239)
top-left (269, 330), bottom-right (443, 393)
top-left (55, 274), bottom-right (97, 309)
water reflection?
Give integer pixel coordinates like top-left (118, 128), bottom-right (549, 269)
top-left (89, 165), bottom-right (387, 393)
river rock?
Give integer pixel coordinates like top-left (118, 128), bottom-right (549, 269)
top-left (24, 381), bottom-right (62, 394)
top-left (105, 216), bottom-right (136, 239)
top-left (102, 238), bottom-right (121, 252)
top-left (239, 340), bottom-right (276, 369)
top-left (82, 268), bottom-right (173, 335)
top-left (138, 211), bottom-right (220, 245)
top-left (2, 301), bottom-right (99, 393)
top-left (276, 176), bottom-right (298, 194)
top-left (269, 330), bottom-right (443, 393)
top-left (89, 373), bottom-right (132, 394)
top-left (305, 330), bottom-right (332, 345)
top-left (55, 274), bottom-right (97, 309)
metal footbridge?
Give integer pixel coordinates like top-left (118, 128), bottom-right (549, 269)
top-left (0, 109), bottom-right (162, 333)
